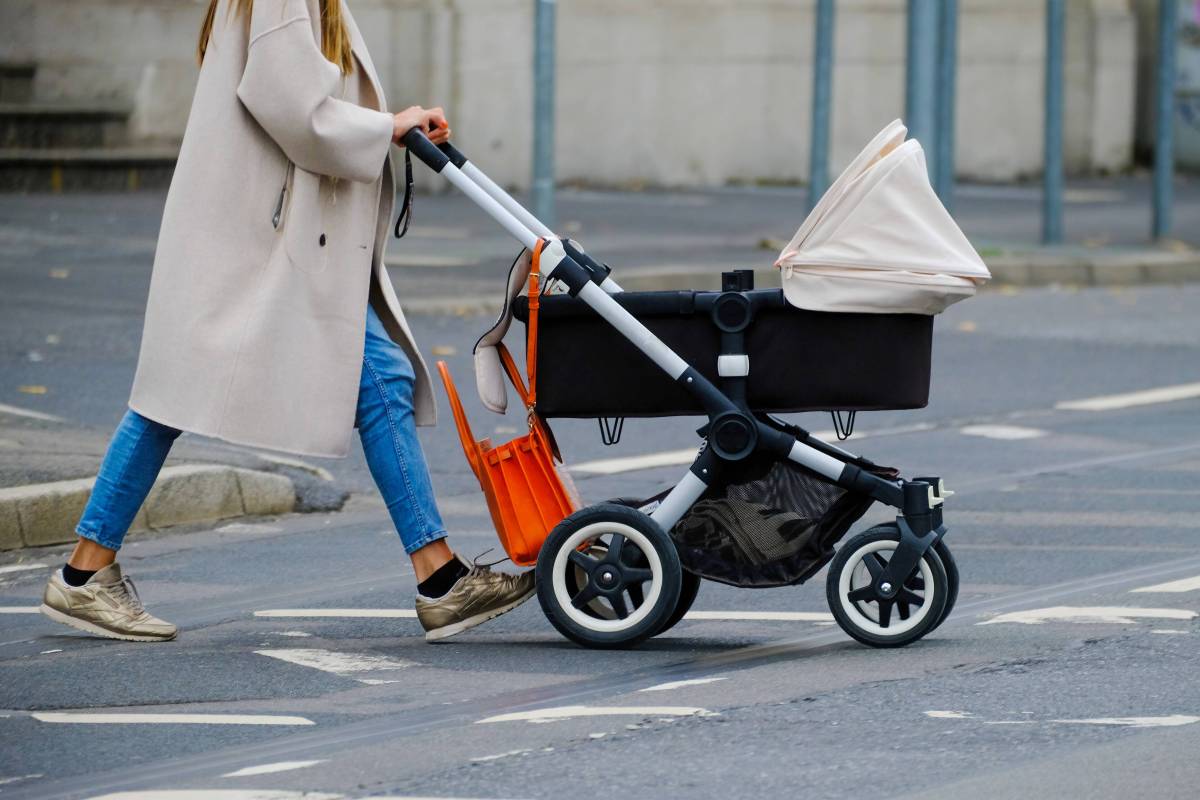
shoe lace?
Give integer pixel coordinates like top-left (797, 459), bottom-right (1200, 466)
top-left (111, 576), bottom-right (146, 616)
top-left (467, 548), bottom-right (512, 576)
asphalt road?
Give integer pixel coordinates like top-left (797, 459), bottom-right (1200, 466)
top-left (2, 185), bottom-right (1200, 799)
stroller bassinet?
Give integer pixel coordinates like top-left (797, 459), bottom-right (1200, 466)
top-left (512, 286), bottom-right (932, 418)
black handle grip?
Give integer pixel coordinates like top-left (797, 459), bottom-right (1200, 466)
top-left (401, 129), bottom-right (450, 172)
top-left (437, 141), bottom-right (468, 169)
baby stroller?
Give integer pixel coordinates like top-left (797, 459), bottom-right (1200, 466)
top-left (403, 120), bottom-right (990, 649)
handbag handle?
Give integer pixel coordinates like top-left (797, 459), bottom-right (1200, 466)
top-left (525, 239), bottom-right (544, 407)
top-left (435, 360), bottom-right (481, 477)
top-left (496, 343), bottom-right (531, 409)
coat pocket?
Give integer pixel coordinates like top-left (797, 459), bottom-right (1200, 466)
top-left (283, 166), bottom-right (330, 274)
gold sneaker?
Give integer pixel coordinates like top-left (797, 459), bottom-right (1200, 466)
top-left (40, 563), bottom-right (177, 642)
top-left (416, 555), bottom-right (535, 642)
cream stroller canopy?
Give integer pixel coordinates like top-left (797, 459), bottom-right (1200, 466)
top-left (775, 120), bottom-right (990, 315)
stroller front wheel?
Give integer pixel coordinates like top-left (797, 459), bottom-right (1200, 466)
top-left (536, 503), bottom-right (682, 649)
top-left (826, 524), bottom-right (949, 648)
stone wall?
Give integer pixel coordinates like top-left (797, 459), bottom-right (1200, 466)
top-left (0, 0), bottom-right (1141, 186)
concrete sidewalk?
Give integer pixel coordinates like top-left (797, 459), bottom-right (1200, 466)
top-left (0, 414), bottom-right (345, 551)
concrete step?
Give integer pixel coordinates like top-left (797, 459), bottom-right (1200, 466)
top-left (0, 146), bottom-right (178, 191)
top-left (0, 103), bottom-right (131, 149)
top-left (0, 64), bottom-right (35, 104)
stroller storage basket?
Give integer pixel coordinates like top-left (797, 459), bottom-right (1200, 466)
top-left (513, 288), bottom-right (932, 418)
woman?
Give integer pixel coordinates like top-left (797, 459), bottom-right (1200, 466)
top-left (38, 0), bottom-right (534, 643)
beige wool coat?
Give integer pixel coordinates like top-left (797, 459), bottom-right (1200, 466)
top-left (129, 0), bottom-right (435, 458)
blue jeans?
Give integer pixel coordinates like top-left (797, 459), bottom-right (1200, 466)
top-left (77, 304), bottom-right (448, 555)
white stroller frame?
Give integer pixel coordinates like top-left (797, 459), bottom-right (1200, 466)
top-left (404, 131), bottom-right (955, 649)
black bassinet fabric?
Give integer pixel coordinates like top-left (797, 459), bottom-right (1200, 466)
top-left (513, 289), bottom-right (932, 418)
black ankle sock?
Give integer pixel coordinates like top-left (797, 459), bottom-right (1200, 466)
top-left (417, 557), bottom-right (469, 599)
top-left (62, 563), bottom-right (97, 587)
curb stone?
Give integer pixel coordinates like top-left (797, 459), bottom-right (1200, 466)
top-left (0, 465), bottom-right (295, 551)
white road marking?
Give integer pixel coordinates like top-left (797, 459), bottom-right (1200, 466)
top-left (639, 677), bottom-right (727, 693)
top-left (470, 749), bottom-right (531, 763)
top-left (86, 793), bottom-right (342, 800)
top-left (269, 631), bottom-right (313, 638)
top-left (0, 606), bottom-right (40, 614)
top-left (0, 563), bottom-right (47, 575)
top-left (683, 611), bottom-right (835, 622)
top-left (215, 522), bottom-right (285, 535)
top-left (0, 402), bottom-right (63, 422)
top-left (1131, 575), bottom-right (1200, 594)
top-left (924, 710), bottom-right (974, 719)
top-left (959, 424), bottom-right (1047, 440)
top-left (0, 774), bottom-right (42, 787)
top-left (1051, 715), bottom-right (1200, 728)
top-left (1056, 381), bottom-right (1200, 412)
top-left (1151, 629), bottom-right (1189, 635)
top-left (255, 649), bottom-right (414, 681)
top-left (979, 606), bottom-right (1198, 626)
top-left (31, 712), bottom-right (314, 726)
top-left (570, 447), bottom-right (701, 475)
top-left (477, 706), bottom-right (717, 724)
top-left (221, 760), bottom-right (326, 778)
top-left (40, 649), bottom-right (62, 654)
top-left (254, 609), bottom-right (418, 619)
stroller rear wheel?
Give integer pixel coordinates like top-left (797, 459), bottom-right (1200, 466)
top-left (536, 503), bottom-right (682, 649)
top-left (826, 524), bottom-right (948, 648)
top-left (658, 570), bottom-right (702, 635)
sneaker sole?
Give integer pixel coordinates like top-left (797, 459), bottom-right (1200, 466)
top-left (424, 586), bottom-right (536, 642)
top-left (39, 604), bottom-right (177, 643)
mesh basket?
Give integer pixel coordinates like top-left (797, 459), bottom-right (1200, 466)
top-left (645, 437), bottom-right (897, 588)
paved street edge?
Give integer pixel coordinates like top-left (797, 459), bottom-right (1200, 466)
top-left (0, 465), bottom-right (296, 551)
top-left (400, 251), bottom-right (1200, 315)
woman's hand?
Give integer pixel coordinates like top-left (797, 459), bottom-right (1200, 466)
top-left (392, 105), bottom-right (451, 146)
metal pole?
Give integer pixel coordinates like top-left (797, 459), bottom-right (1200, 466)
top-left (807, 0), bottom-right (835, 211)
top-left (1042, 0), bottom-right (1065, 245)
top-left (933, 0), bottom-right (958, 210)
top-left (905, 0), bottom-right (939, 172)
top-left (1153, 0), bottom-right (1178, 239)
top-left (532, 0), bottom-right (556, 230)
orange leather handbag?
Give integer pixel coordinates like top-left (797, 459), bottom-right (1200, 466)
top-left (435, 249), bottom-right (580, 566)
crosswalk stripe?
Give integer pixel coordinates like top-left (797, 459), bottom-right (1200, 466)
top-left (684, 611), bottom-right (834, 622)
top-left (1056, 381), bottom-right (1200, 412)
top-left (1131, 575), bottom-right (1200, 594)
top-left (254, 609), bottom-right (417, 619)
top-left (31, 712), bottom-right (314, 726)
top-left (221, 760), bottom-right (326, 778)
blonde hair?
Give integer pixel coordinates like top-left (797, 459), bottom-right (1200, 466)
top-left (198, 0), bottom-right (354, 75)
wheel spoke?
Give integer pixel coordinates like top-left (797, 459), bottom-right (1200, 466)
top-left (570, 580), bottom-right (600, 610)
top-left (905, 574), bottom-right (925, 590)
top-left (609, 591), bottom-right (630, 619)
top-left (623, 567), bottom-right (653, 584)
top-left (862, 552), bottom-right (887, 579)
top-left (896, 600), bottom-right (911, 620)
top-left (568, 550), bottom-right (600, 572)
top-left (847, 586), bottom-right (876, 603)
top-left (898, 588), bottom-right (924, 607)
top-left (878, 599), bottom-right (894, 628)
top-left (627, 581), bottom-right (645, 608)
top-left (605, 534), bottom-right (626, 563)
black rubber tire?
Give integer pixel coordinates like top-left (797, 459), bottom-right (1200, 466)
top-left (536, 503), bottom-right (682, 649)
top-left (931, 538), bottom-right (959, 630)
top-left (658, 569), bottom-right (702, 635)
top-left (825, 524), bottom-right (949, 649)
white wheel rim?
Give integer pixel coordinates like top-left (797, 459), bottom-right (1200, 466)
top-left (837, 539), bottom-right (936, 638)
top-left (551, 521), bottom-right (664, 633)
